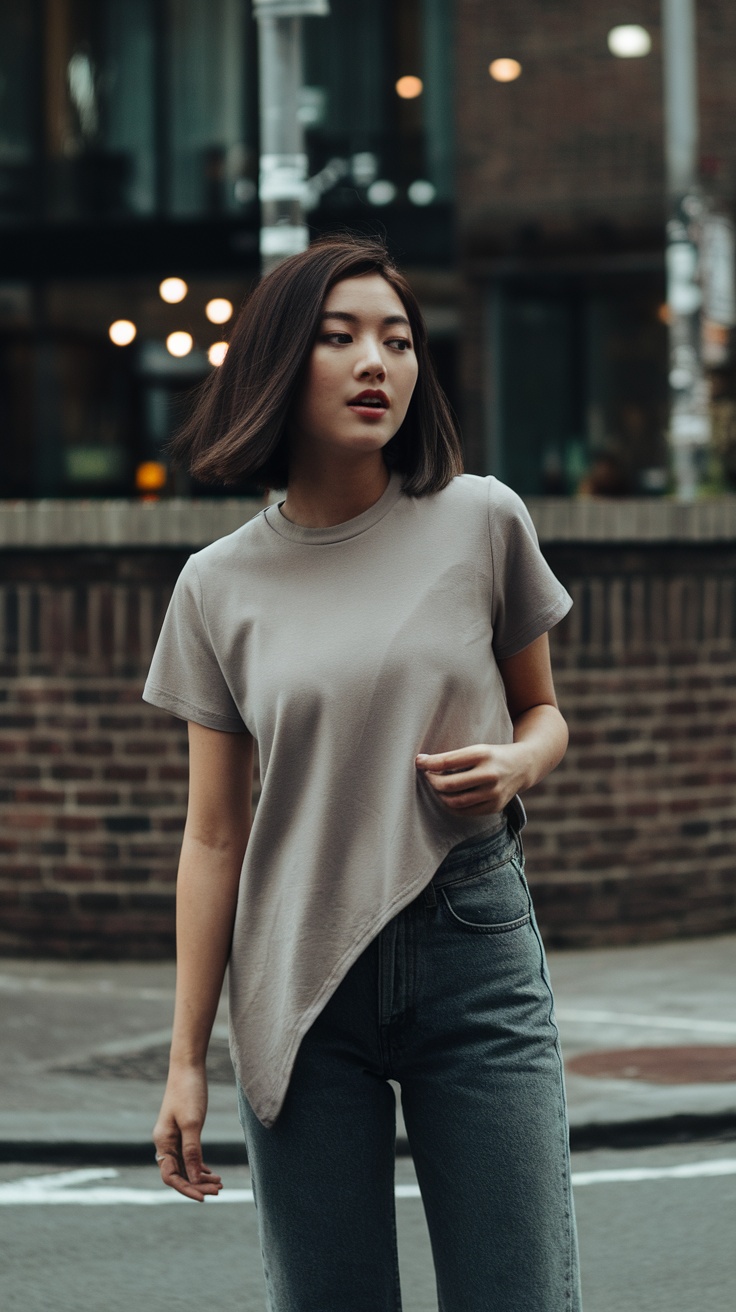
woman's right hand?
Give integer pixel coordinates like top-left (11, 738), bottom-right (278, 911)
top-left (152, 1062), bottom-right (223, 1202)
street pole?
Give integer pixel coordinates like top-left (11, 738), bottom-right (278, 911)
top-left (661, 0), bottom-right (709, 500)
top-left (252, 0), bottom-right (329, 276)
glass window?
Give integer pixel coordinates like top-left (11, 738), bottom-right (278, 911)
top-left (0, 0), bottom-right (258, 224)
top-left (167, 0), bottom-right (256, 217)
top-left (489, 278), bottom-right (670, 496)
top-left (45, 0), bottom-right (157, 218)
top-left (303, 0), bottom-right (453, 211)
top-left (0, 9), bottom-right (37, 221)
top-left (0, 273), bottom-right (259, 499)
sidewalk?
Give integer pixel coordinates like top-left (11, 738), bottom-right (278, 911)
top-left (0, 935), bottom-right (734, 1162)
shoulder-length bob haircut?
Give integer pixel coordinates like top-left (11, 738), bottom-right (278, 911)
top-left (165, 231), bottom-right (464, 496)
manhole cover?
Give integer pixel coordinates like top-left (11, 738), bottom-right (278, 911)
top-left (567, 1046), bottom-right (736, 1085)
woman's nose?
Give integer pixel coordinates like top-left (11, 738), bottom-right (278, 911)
top-left (355, 350), bottom-right (386, 379)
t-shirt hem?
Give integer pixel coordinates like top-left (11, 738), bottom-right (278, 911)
top-left (142, 683), bottom-right (246, 733)
top-left (234, 818), bottom-right (509, 1128)
top-left (492, 592), bottom-right (573, 662)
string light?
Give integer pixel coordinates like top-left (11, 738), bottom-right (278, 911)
top-left (206, 298), bottom-right (234, 325)
top-left (396, 76), bottom-right (423, 99)
top-left (489, 58), bottom-right (522, 82)
top-left (109, 320), bottom-right (137, 346)
top-left (166, 331), bottom-right (193, 357)
top-left (208, 342), bottom-right (229, 366)
top-left (159, 277), bottom-right (188, 304)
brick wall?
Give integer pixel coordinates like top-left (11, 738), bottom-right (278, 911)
top-left (528, 544), bottom-right (736, 945)
top-left (1, 544), bottom-right (735, 956)
top-left (455, 0), bottom-right (736, 249)
top-left (0, 551), bottom-right (260, 958)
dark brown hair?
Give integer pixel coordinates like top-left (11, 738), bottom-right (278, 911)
top-left (165, 231), bottom-right (464, 495)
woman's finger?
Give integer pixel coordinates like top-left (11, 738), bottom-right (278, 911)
top-left (159, 1155), bottom-right (222, 1202)
top-left (416, 744), bottom-right (488, 771)
top-left (427, 769), bottom-right (488, 793)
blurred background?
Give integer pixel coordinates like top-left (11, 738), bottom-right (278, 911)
top-left (1, 0), bottom-right (734, 502)
top-left (0, 2), bottom-right (735, 960)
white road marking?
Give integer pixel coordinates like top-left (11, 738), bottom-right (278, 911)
top-left (0, 974), bottom-right (174, 1001)
top-left (572, 1159), bottom-right (736, 1186)
top-left (11, 1168), bottom-right (118, 1191)
top-left (556, 1007), bottom-right (736, 1036)
top-left (1, 1161), bottom-right (735, 1205)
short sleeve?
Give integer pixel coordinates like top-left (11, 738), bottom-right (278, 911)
top-left (487, 477), bottom-right (573, 660)
top-left (142, 555), bottom-right (246, 732)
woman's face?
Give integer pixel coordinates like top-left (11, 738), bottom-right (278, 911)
top-left (287, 273), bottom-right (419, 465)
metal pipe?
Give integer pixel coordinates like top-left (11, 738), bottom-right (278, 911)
top-left (662, 0), bottom-right (699, 196)
top-left (661, 0), bottom-right (708, 500)
top-left (252, 0), bottom-right (329, 275)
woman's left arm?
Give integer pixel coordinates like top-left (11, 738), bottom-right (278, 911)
top-left (415, 633), bottom-right (568, 816)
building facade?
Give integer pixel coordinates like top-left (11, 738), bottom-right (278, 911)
top-left (456, 0), bottom-right (736, 495)
top-left (2, 2), bottom-right (736, 954)
top-left (1, 0), bottom-right (455, 500)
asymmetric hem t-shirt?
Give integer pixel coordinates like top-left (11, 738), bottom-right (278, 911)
top-left (142, 471), bottom-right (573, 1128)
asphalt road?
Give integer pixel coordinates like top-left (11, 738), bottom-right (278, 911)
top-left (1, 1139), bottom-right (734, 1312)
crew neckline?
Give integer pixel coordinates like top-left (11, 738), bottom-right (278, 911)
top-left (263, 469), bottom-right (405, 544)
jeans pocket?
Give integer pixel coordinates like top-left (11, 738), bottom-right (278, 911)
top-left (439, 853), bottom-right (531, 933)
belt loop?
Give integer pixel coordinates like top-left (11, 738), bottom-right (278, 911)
top-left (423, 880), bottom-right (437, 908)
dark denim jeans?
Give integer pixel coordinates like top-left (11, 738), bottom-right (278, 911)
top-left (236, 805), bottom-right (582, 1311)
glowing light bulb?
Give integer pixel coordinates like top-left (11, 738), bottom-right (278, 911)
top-left (607, 25), bottom-right (651, 58)
top-left (136, 461), bottom-right (168, 491)
top-left (489, 58), bottom-right (522, 82)
top-left (166, 331), bottom-right (193, 357)
top-left (395, 76), bottom-right (423, 99)
top-left (109, 320), bottom-right (137, 346)
top-left (208, 341), bottom-right (229, 367)
top-left (159, 277), bottom-right (188, 304)
top-left (206, 298), bottom-right (233, 325)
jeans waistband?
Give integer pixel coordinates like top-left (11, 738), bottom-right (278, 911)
top-left (426, 795), bottom-right (527, 894)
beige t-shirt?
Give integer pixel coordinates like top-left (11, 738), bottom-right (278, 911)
top-left (142, 470), bottom-right (572, 1127)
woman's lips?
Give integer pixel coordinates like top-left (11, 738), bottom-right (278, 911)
top-left (347, 404), bottom-right (389, 419)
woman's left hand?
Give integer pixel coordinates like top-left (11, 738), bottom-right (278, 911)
top-left (415, 742), bottom-right (530, 817)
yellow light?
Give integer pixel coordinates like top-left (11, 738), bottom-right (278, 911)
top-left (109, 319), bottom-right (137, 346)
top-left (395, 75), bottom-right (423, 100)
top-left (166, 331), bottom-right (193, 357)
top-left (206, 298), bottom-right (234, 325)
top-left (159, 277), bottom-right (188, 304)
top-left (135, 461), bottom-right (168, 491)
top-left (208, 341), bottom-right (229, 367)
top-left (657, 303), bottom-right (672, 326)
top-left (489, 58), bottom-right (522, 82)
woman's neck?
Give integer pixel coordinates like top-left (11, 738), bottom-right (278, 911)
top-left (278, 459), bottom-right (391, 530)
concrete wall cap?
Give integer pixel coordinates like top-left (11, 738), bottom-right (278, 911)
top-left (2, 495), bottom-right (736, 547)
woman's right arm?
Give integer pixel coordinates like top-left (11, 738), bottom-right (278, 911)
top-left (153, 720), bottom-right (255, 1202)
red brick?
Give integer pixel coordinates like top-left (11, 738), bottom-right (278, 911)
top-left (50, 764), bottom-right (95, 780)
top-left (13, 787), bottom-right (65, 804)
top-left (51, 865), bottom-right (96, 882)
top-left (72, 738), bottom-right (114, 756)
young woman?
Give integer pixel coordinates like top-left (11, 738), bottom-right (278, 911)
top-left (143, 233), bottom-right (582, 1311)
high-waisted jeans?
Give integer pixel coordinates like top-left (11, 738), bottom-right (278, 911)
top-left (236, 804), bottom-right (582, 1312)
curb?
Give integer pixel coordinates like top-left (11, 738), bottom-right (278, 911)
top-left (2, 1114), bottom-right (736, 1166)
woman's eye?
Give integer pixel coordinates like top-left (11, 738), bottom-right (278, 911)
top-left (389, 339), bottom-right (412, 351)
top-left (322, 333), bottom-right (352, 344)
